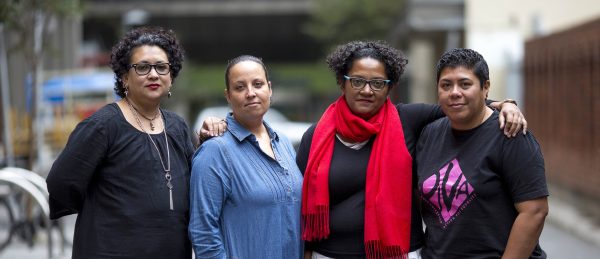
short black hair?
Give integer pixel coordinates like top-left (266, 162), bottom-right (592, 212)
top-left (436, 48), bottom-right (489, 88)
top-left (326, 40), bottom-right (408, 88)
top-left (110, 26), bottom-right (185, 98)
top-left (224, 55), bottom-right (269, 90)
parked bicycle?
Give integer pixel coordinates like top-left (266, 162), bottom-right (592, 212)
top-left (0, 167), bottom-right (70, 259)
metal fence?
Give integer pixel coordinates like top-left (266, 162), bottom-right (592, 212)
top-left (524, 18), bottom-right (600, 200)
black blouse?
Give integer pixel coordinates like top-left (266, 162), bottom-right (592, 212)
top-left (296, 103), bottom-right (444, 258)
top-left (46, 103), bottom-right (195, 259)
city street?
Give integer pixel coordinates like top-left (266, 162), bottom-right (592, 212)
top-left (2, 1), bottom-right (598, 258)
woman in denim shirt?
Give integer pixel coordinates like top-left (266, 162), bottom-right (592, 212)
top-left (189, 55), bottom-right (303, 259)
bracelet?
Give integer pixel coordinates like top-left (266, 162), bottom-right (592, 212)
top-left (500, 98), bottom-right (517, 107)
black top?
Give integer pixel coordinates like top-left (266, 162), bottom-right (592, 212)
top-left (296, 103), bottom-right (443, 258)
top-left (46, 103), bottom-right (195, 259)
top-left (416, 112), bottom-right (547, 259)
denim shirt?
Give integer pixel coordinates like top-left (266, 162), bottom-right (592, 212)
top-left (189, 113), bottom-right (303, 259)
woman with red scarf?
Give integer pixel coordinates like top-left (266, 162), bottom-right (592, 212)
top-left (198, 41), bottom-right (526, 259)
top-left (296, 41), bottom-right (526, 259)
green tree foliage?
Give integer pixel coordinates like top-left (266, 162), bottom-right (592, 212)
top-left (0, 0), bottom-right (82, 33)
top-left (304, 0), bottom-right (404, 49)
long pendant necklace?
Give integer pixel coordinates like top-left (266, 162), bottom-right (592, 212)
top-left (130, 103), bottom-right (159, 130)
top-left (126, 98), bottom-right (174, 210)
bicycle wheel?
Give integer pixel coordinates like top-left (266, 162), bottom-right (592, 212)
top-left (0, 195), bottom-right (15, 252)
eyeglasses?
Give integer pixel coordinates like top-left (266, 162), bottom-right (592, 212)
top-left (344, 75), bottom-right (390, 91)
top-left (129, 63), bottom-right (171, 76)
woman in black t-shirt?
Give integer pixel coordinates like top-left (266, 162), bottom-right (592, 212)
top-left (200, 41), bottom-right (527, 259)
top-left (296, 41), bottom-right (527, 259)
top-left (416, 48), bottom-right (548, 258)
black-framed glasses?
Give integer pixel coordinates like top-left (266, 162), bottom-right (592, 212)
top-left (344, 75), bottom-right (390, 91)
top-left (129, 63), bottom-right (171, 76)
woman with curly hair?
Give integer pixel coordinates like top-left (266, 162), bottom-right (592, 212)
top-left (296, 40), bottom-right (527, 259)
top-left (199, 40), bottom-right (527, 258)
top-left (46, 27), bottom-right (194, 259)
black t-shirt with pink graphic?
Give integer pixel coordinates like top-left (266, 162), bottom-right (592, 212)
top-left (416, 111), bottom-right (548, 259)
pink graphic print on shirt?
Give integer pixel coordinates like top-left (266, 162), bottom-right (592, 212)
top-left (422, 158), bottom-right (475, 225)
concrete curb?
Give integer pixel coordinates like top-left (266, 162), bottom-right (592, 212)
top-left (546, 196), bottom-right (600, 247)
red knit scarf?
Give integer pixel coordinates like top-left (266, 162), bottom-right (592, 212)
top-left (301, 96), bottom-right (412, 259)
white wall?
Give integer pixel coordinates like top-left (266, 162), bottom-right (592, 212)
top-left (465, 0), bottom-right (600, 104)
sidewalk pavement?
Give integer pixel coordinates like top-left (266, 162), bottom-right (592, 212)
top-left (1, 195), bottom-right (599, 259)
top-left (0, 214), bottom-right (75, 259)
top-left (546, 194), bottom-right (600, 247)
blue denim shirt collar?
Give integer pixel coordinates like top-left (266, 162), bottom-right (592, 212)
top-left (226, 112), bottom-right (279, 142)
top-left (190, 112), bottom-right (303, 258)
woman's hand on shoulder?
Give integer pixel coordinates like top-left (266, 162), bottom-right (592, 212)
top-left (496, 102), bottom-right (527, 137)
top-left (198, 116), bottom-right (227, 144)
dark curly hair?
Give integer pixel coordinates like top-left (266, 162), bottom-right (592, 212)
top-left (326, 40), bottom-right (408, 88)
top-left (436, 48), bottom-right (489, 88)
top-left (110, 26), bottom-right (185, 98)
top-left (224, 55), bottom-right (269, 90)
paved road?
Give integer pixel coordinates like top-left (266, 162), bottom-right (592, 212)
top-left (540, 222), bottom-right (600, 258)
top-left (1, 218), bottom-right (599, 259)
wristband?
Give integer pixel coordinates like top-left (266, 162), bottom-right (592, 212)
top-left (500, 98), bottom-right (517, 107)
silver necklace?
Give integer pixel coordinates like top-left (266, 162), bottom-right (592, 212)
top-left (130, 104), bottom-right (159, 130)
top-left (126, 98), bottom-right (174, 210)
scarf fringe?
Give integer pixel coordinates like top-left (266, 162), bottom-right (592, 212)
top-left (365, 240), bottom-right (408, 259)
top-left (301, 205), bottom-right (329, 241)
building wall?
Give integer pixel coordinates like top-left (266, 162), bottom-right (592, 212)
top-left (524, 18), bottom-right (600, 211)
top-left (465, 0), bottom-right (600, 103)
top-left (403, 0), bottom-right (465, 104)
top-left (467, 0), bottom-right (600, 37)
top-left (82, 0), bottom-right (319, 63)
top-left (466, 1), bottom-right (600, 217)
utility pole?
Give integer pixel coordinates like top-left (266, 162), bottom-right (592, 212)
top-left (0, 24), bottom-right (15, 167)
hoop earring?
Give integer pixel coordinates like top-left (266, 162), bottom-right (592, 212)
top-left (168, 91), bottom-right (172, 98)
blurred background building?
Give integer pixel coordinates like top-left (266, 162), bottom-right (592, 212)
top-left (0, 0), bottom-right (599, 257)
top-left (464, 0), bottom-right (600, 237)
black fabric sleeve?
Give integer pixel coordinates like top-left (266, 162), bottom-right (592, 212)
top-left (500, 132), bottom-right (549, 203)
top-left (486, 99), bottom-right (502, 110)
top-left (396, 103), bottom-right (444, 155)
top-left (46, 114), bottom-right (109, 219)
top-left (397, 103), bottom-right (444, 135)
top-left (296, 124), bottom-right (316, 175)
top-left (176, 114), bottom-right (195, 168)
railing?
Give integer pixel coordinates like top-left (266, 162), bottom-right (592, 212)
top-left (0, 167), bottom-right (69, 259)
